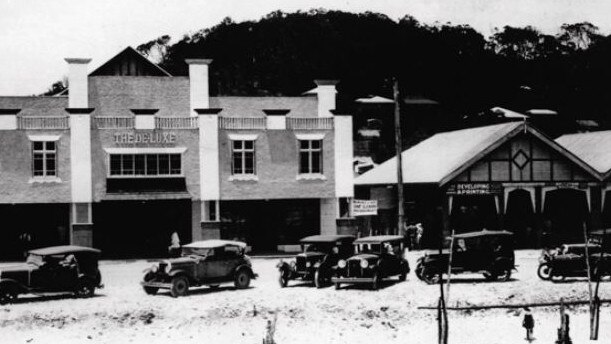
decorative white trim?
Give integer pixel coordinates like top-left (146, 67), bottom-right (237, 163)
top-left (494, 195), bottom-right (500, 214)
top-left (104, 147), bottom-right (187, 154)
top-left (227, 133), bottom-right (258, 141)
top-left (447, 195), bottom-right (453, 215)
top-left (27, 134), bottom-right (61, 141)
top-left (29, 177), bottom-right (62, 184)
top-left (266, 116), bottom-right (286, 130)
top-left (228, 174), bottom-right (259, 182)
top-left (602, 185), bottom-right (611, 212)
top-left (296, 173), bottom-right (327, 181)
top-left (295, 133), bottom-right (325, 141)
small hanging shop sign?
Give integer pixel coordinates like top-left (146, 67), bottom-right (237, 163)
top-left (446, 183), bottom-right (502, 195)
top-left (352, 200), bottom-right (378, 216)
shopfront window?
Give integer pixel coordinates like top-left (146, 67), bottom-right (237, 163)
top-left (109, 153), bottom-right (181, 176)
top-left (231, 140), bottom-right (256, 175)
top-left (299, 139), bottom-right (322, 174)
top-left (32, 141), bottom-right (57, 177)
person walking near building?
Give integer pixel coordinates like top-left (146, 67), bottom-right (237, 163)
top-left (168, 231), bottom-right (181, 258)
top-left (522, 307), bottom-right (535, 342)
top-left (18, 231), bottom-right (32, 259)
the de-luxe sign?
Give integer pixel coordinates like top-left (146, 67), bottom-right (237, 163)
top-left (113, 132), bottom-right (177, 145)
top-left (352, 200), bottom-right (378, 216)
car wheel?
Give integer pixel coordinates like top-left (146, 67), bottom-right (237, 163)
top-left (422, 269), bottom-right (440, 285)
top-left (314, 269), bottom-right (325, 289)
top-left (537, 264), bottom-right (552, 280)
top-left (143, 286), bottom-right (159, 295)
top-left (234, 269), bottom-right (251, 289)
top-left (399, 264), bottom-right (408, 282)
top-left (278, 270), bottom-right (289, 288)
top-left (498, 269), bottom-right (512, 282)
top-left (170, 276), bottom-right (189, 298)
top-left (75, 279), bottom-right (95, 298)
top-left (483, 271), bottom-right (498, 281)
top-left (371, 272), bottom-right (380, 291)
top-left (0, 288), bottom-right (17, 305)
top-left (142, 273), bottom-right (159, 295)
top-left (415, 263), bottom-right (424, 280)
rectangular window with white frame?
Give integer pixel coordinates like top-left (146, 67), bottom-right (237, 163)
top-left (32, 141), bottom-right (57, 177)
top-left (109, 153), bottom-right (182, 177)
top-left (231, 140), bottom-right (256, 175)
top-left (299, 139), bottom-right (323, 174)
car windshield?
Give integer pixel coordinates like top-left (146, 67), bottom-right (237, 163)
top-left (303, 243), bottom-right (331, 253)
top-left (357, 243), bottom-right (381, 254)
top-left (181, 247), bottom-right (213, 257)
top-left (26, 254), bottom-right (44, 266)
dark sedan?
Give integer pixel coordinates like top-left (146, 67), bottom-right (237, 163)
top-left (277, 234), bottom-right (355, 288)
top-left (0, 245), bottom-right (103, 304)
top-left (331, 235), bottom-right (409, 290)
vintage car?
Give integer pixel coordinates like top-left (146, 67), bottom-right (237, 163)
top-left (277, 235), bottom-right (355, 288)
top-left (0, 245), bottom-right (103, 304)
top-left (537, 243), bottom-right (611, 281)
top-left (331, 235), bottom-right (410, 290)
top-left (416, 229), bottom-right (515, 284)
top-left (141, 239), bottom-right (257, 297)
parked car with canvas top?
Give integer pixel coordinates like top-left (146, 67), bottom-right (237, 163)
top-left (141, 240), bottom-right (257, 297)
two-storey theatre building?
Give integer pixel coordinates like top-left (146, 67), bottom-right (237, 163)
top-left (0, 48), bottom-right (354, 258)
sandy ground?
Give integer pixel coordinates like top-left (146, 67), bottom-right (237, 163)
top-left (1, 250), bottom-right (610, 344)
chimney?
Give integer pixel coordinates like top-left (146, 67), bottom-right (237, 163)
top-left (186, 59), bottom-right (213, 115)
top-left (314, 80), bottom-right (338, 117)
top-left (64, 58), bottom-right (91, 108)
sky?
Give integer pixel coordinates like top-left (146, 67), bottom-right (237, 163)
top-left (1, 0), bottom-right (610, 96)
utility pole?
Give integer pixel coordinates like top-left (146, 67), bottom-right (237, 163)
top-left (394, 78), bottom-right (404, 236)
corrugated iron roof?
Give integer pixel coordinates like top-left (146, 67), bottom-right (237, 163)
top-left (355, 122), bottom-right (523, 185)
top-left (556, 131), bottom-right (611, 177)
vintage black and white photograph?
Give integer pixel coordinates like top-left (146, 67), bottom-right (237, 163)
top-left (1, 0), bottom-right (611, 343)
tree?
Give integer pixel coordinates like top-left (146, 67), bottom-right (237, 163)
top-left (40, 78), bottom-right (67, 96)
top-left (558, 22), bottom-right (602, 51)
top-left (136, 35), bottom-right (172, 64)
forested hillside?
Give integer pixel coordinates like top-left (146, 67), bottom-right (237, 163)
top-left (49, 10), bottom-right (611, 127)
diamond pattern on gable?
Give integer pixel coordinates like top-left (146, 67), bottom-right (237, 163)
top-left (512, 149), bottom-right (530, 170)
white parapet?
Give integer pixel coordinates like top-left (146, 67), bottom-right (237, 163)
top-left (0, 115), bottom-right (17, 130)
top-left (134, 115), bottom-right (155, 129)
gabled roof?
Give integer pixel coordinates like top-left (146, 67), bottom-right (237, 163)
top-left (355, 95), bottom-right (394, 104)
top-left (355, 122), bottom-right (601, 186)
top-left (556, 131), bottom-right (611, 179)
top-left (89, 47), bottom-right (172, 77)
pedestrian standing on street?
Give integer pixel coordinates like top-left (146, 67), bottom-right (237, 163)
top-left (18, 231), bottom-right (32, 259)
top-left (522, 307), bottom-right (534, 342)
top-left (168, 231), bottom-right (181, 258)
